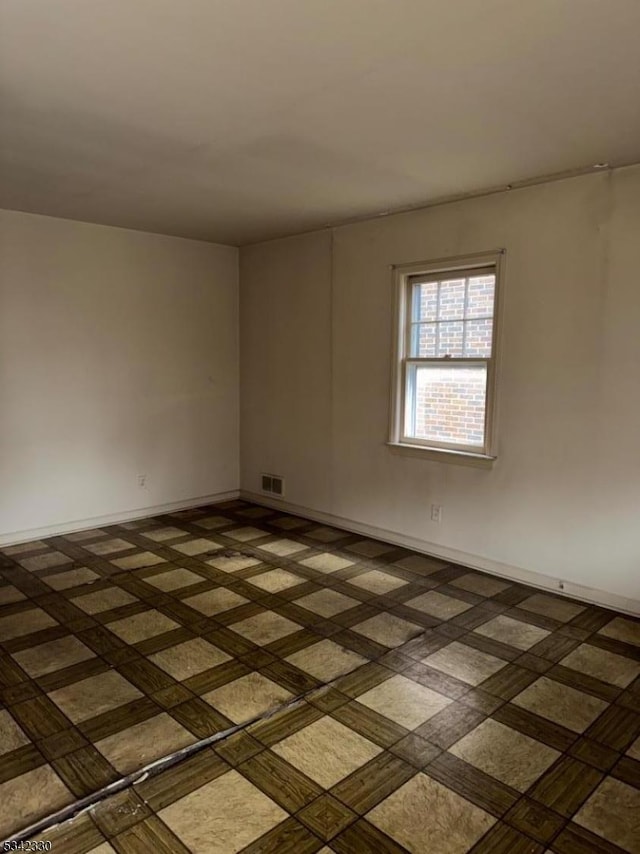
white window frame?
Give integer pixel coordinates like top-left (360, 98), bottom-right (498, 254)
top-left (388, 250), bottom-right (504, 465)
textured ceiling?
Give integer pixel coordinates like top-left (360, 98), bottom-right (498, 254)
top-left (1, 0), bottom-right (640, 245)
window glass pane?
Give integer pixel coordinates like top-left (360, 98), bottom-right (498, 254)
top-left (405, 364), bottom-right (487, 448)
top-left (437, 279), bottom-right (466, 320)
top-left (467, 275), bottom-right (495, 318)
top-left (412, 281), bottom-right (438, 322)
top-left (437, 321), bottom-right (463, 357)
top-left (411, 322), bottom-right (437, 356)
top-left (463, 318), bottom-right (493, 357)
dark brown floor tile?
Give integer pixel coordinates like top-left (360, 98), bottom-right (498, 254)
top-left (389, 732), bottom-right (442, 768)
top-left (214, 730), bottom-right (263, 766)
top-left (611, 755), bottom-right (640, 788)
top-left (493, 704), bottom-right (577, 752)
top-left (92, 789), bottom-right (152, 837)
top-left (31, 813), bottom-right (108, 854)
top-left (585, 703), bottom-right (640, 752)
top-left (298, 793), bottom-right (357, 841)
top-left (481, 663), bottom-right (539, 700)
top-left (151, 683), bottom-right (195, 709)
top-left (11, 694), bottom-right (72, 739)
top-left (116, 658), bottom-right (177, 694)
top-left (505, 797), bottom-right (566, 844)
top-left (470, 822), bottom-right (544, 853)
top-left (136, 749), bottom-right (229, 811)
top-left (331, 752), bottom-right (415, 814)
top-left (78, 697), bottom-right (159, 743)
top-left (331, 701), bottom-right (407, 748)
top-left (0, 680), bottom-right (41, 705)
top-left (331, 818), bottom-right (408, 854)
top-left (415, 703), bottom-right (486, 749)
top-left (240, 748), bottom-right (322, 812)
top-left (529, 757), bottom-right (604, 818)
top-left (0, 742), bottom-right (46, 784)
top-left (52, 745), bottom-right (119, 797)
top-left (426, 752), bottom-right (519, 817)
top-left (249, 702), bottom-right (323, 747)
top-left (551, 822), bottom-right (629, 854)
top-left (170, 696), bottom-right (233, 738)
top-left (111, 814), bottom-right (191, 854)
top-left (569, 737), bottom-right (620, 772)
top-left (38, 727), bottom-right (89, 761)
top-left (241, 816), bottom-right (323, 854)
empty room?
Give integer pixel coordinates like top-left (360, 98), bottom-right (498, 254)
top-left (1, 1), bottom-right (639, 852)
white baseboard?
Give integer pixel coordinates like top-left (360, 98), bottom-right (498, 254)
top-left (241, 490), bottom-right (640, 616)
top-left (0, 490), bottom-right (240, 548)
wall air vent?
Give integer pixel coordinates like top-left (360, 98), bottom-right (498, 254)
top-left (261, 473), bottom-right (284, 497)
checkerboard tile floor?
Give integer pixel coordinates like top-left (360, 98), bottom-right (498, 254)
top-left (0, 500), bottom-right (638, 852)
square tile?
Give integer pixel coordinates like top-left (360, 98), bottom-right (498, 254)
top-left (73, 587), bottom-right (138, 614)
top-left (450, 718), bottom-right (560, 791)
top-left (194, 515), bottom-right (232, 530)
top-left (598, 616), bottom-right (640, 647)
top-left (0, 709), bottom-right (30, 755)
top-left (143, 527), bottom-right (188, 542)
top-left (298, 792), bottom-right (356, 841)
top-left (574, 777), bottom-right (640, 853)
top-left (248, 569), bottom-right (304, 593)
top-left (231, 611), bottom-right (301, 646)
top-left (259, 539), bottom-right (307, 557)
top-left (272, 716), bottom-right (382, 788)
top-left (84, 538), bottom-right (133, 556)
top-left (299, 553), bottom-right (355, 573)
top-left (13, 635), bottom-right (95, 677)
top-left (0, 585), bottom-right (26, 605)
top-left (367, 772), bottom-right (495, 853)
top-left (207, 555), bottom-right (261, 573)
top-left (405, 590), bottom-right (472, 619)
top-left (306, 526), bottom-right (346, 543)
top-left (159, 769), bottom-right (287, 854)
top-left (172, 538), bottom-right (222, 556)
top-left (108, 609), bottom-right (179, 643)
top-left (296, 589), bottom-right (359, 617)
top-left (286, 639), bottom-right (368, 682)
top-left (519, 593), bottom-right (585, 623)
top-left (511, 676), bottom-right (608, 733)
top-left (150, 638), bottom-right (231, 680)
top-left (347, 540), bottom-right (393, 558)
top-left (18, 551), bottom-right (71, 572)
top-left (353, 613), bottom-right (422, 648)
top-left (2, 540), bottom-right (47, 556)
top-left (423, 641), bottom-right (505, 685)
top-left (475, 615), bottom-right (550, 650)
top-left (183, 588), bottom-right (248, 616)
top-left (145, 568), bottom-right (204, 591)
top-left (64, 528), bottom-right (107, 541)
top-left (49, 670), bottom-right (142, 722)
top-left (272, 515), bottom-right (308, 530)
top-left (0, 765), bottom-right (72, 839)
top-left (96, 713), bottom-right (194, 774)
top-left (348, 569), bottom-right (407, 595)
top-left (560, 643), bottom-right (640, 688)
top-left (111, 552), bottom-right (167, 570)
top-left (204, 672), bottom-right (293, 723)
top-left (0, 607), bottom-right (58, 641)
top-left (358, 675), bottom-right (453, 729)
top-left (394, 554), bottom-right (452, 574)
top-left (450, 573), bottom-right (510, 597)
top-left (226, 527), bottom-right (268, 542)
top-left (44, 567), bottom-right (100, 590)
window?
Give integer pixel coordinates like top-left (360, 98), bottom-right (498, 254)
top-left (389, 251), bottom-right (503, 460)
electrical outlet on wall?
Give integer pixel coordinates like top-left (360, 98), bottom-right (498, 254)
top-left (431, 504), bottom-right (442, 523)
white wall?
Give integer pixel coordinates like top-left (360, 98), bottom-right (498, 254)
top-left (1, 210), bottom-right (239, 540)
top-left (240, 166), bottom-right (640, 608)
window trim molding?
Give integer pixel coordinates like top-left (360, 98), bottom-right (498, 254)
top-left (389, 249), bottom-right (505, 463)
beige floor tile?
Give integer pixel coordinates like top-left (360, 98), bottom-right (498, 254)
top-left (306, 526), bottom-right (345, 543)
top-left (286, 639), bottom-right (368, 681)
top-left (111, 552), bottom-right (167, 570)
top-left (86, 844), bottom-right (115, 854)
top-left (231, 611), bottom-right (301, 646)
top-left (347, 540), bottom-right (393, 558)
top-left (627, 735), bottom-right (640, 760)
top-left (271, 515), bottom-right (307, 530)
top-left (96, 713), bottom-right (194, 774)
top-left (248, 569), bottom-right (304, 593)
top-left (49, 670), bottom-right (143, 722)
top-left (145, 568), bottom-right (204, 591)
top-left (511, 676), bottom-right (608, 733)
top-left (574, 778), bottom-right (640, 854)
top-left (172, 538), bottom-right (222, 556)
top-left (405, 590), bottom-right (472, 619)
top-left (519, 593), bottom-right (585, 622)
top-left (560, 643), bottom-right (640, 688)
top-left (18, 551), bottom-right (72, 572)
top-left (64, 528), bottom-right (107, 542)
top-left (0, 607), bottom-right (58, 641)
top-left (296, 589), bottom-right (359, 617)
top-left (348, 569), bottom-right (408, 594)
top-left (195, 515), bottom-right (232, 530)
top-left (598, 616), bottom-right (640, 647)
top-left (259, 539), bottom-right (307, 557)
top-left (73, 587), bottom-right (138, 614)
top-left (2, 540), bottom-right (47, 556)
top-left (299, 553), bottom-right (354, 573)
top-left (143, 527), bottom-right (188, 542)
top-left (44, 567), bottom-right (99, 590)
top-left (358, 674), bottom-right (453, 729)
top-left (450, 573), bottom-right (510, 597)
top-left (204, 672), bottom-right (293, 723)
top-left (84, 538), bottom-right (133, 556)
top-left (13, 635), bottom-right (95, 677)
top-left (207, 555), bottom-right (261, 573)
top-left (474, 614), bottom-right (550, 650)
top-left (160, 769), bottom-right (287, 854)
top-left (353, 613), bottom-right (422, 648)
top-left (150, 637), bottom-right (231, 680)
top-left (0, 709), bottom-right (30, 755)
top-left (368, 772), bottom-right (496, 854)
top-left (272, 716), bottom-right (382, 788)
top-left (450, 718), bottom-right (560, 791)
top-left (182, 588), bottom-right (248, 616)
top-left (0, 585), bottom-right (26, 605)
top-left (0, 766), bottom-right (72, 839)
top-left (226, 527), bottom-right (268, 542)
top-left (394, 554), bottom-right (449, 574)
top-left (423, 641), bottom-right (505, 685)
top-left (107, 609), bottom-right (179, 644)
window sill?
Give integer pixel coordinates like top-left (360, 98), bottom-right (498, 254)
top-left (387, 442), bottom-right (496, 468)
